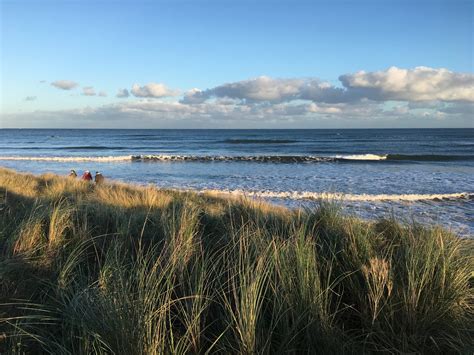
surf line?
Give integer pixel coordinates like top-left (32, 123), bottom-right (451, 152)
top-left (199, 189), bottom-right (474, 202)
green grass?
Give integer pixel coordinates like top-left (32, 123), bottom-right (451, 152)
top-left (0, 167), bottom-right (472, 354)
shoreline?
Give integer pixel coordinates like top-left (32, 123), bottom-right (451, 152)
top-left (3, 166), bottom-right (473, 203)
top-left (5, 166), bottom-right (474, 233)
top-left (2, 166), bottom-right (473, 235)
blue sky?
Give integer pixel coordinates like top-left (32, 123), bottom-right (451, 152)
top-left (1, 0), bottom-right (473, 128)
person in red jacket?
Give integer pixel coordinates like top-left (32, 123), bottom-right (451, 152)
top-left (81, 170), bottom-right (93, 181)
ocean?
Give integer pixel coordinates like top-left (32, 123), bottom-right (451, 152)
top-left (1, 128), bottom-right (473, 235)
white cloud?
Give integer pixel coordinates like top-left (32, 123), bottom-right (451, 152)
top-left (51, 80), bottom-right (79, 90)
top-left (131, 82), bottom-right (179, 98)
top-left (24, 96), bottom-right (37, 101)
top-left (339, 66), bottom-right (474, 102)
top-left (208, 76), bottom-right (302, 101)
top-left (183, 67), bottom-right (474, 105)
top-left (116, 88), bottom-right (130, 98)
top-left (307, 103), bottom-right (342, 114)
top-left (82, 86), bottom-right (96, 96)
top-left (98, 91), bottom-right (107, 97)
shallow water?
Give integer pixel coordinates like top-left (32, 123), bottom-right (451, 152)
top-left (1, 129), bottom-right (473, 235)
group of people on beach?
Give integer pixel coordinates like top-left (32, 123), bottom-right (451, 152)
top-left (69, 170), bottom-right (105, 184)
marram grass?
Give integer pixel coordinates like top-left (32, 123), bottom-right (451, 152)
top-left (0, 168), bottom-right (472, 354)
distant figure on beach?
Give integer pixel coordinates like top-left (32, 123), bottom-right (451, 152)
top-left (68, 169), bottom-right (77, 178)
top-left (94, 171), bottom-right (105, 184)
top-left (81, 170), bottom-right (93, 181)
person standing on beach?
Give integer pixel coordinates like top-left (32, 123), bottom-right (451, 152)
top-left (94, 171), bottom-right (104, 184)
top-left (81, 170), bottom-right (93, 181)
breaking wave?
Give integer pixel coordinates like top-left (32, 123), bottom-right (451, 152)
top-left (334, 154), bottom-right (474, 161)
top-left (0, 146), bottom-right (128, 151)
top-left (0, 155), bottom-right (343, 163)
top-left (335, 154), bottom-right (387, 160)
top-left (0, 153), bottom-right (472, 163)
top-left (201, 189), bottom-right (474, 202)
top-left (0, 156), bottom-right (132, 162)
top-left (131, 154), bottom-right (388, 162)
top-left (132, 155), bottom-right (334, 162)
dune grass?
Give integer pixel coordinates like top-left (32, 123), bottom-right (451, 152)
top-left (0, 167), bottom-right (472, 354)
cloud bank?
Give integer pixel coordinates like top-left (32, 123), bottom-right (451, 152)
top-left (181, 77), bottom-right (348, 104)
top-left (183, 67), bottom-right (474, 105)
top-left (7, 67), bottom-right (474, 128)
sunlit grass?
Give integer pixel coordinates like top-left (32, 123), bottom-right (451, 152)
top-left (0, 167), bottom-right (472, 353)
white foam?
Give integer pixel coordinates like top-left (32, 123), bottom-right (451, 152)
top-left (201, 189), bottom-right (473, 202)
top-left (335, 154), bottom-right (387, 161)
top-left (0, 154), bottom-right (390, 163)
top-left (0, 156), bottom-right (132, 162)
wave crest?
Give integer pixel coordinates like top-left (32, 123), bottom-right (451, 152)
top-left (202, 189), bottom-right (474, 202)
top-left (132, 155), bottom-right (333, 162)
top-left (336, 154), bottom-right (387, 160)
top-left (0, 156), bottom-right (132, 162)
top-left (0, 153), bottom-right (472, 163)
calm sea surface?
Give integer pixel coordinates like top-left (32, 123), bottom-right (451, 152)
top-left (1, 129), bottom-right (473, 235)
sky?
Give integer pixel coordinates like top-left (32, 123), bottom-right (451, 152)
top-left (0, 0), bottom-right (473, 128)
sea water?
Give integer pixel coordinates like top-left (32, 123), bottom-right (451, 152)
top-left (1, 128), bottom-right (473, 235)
